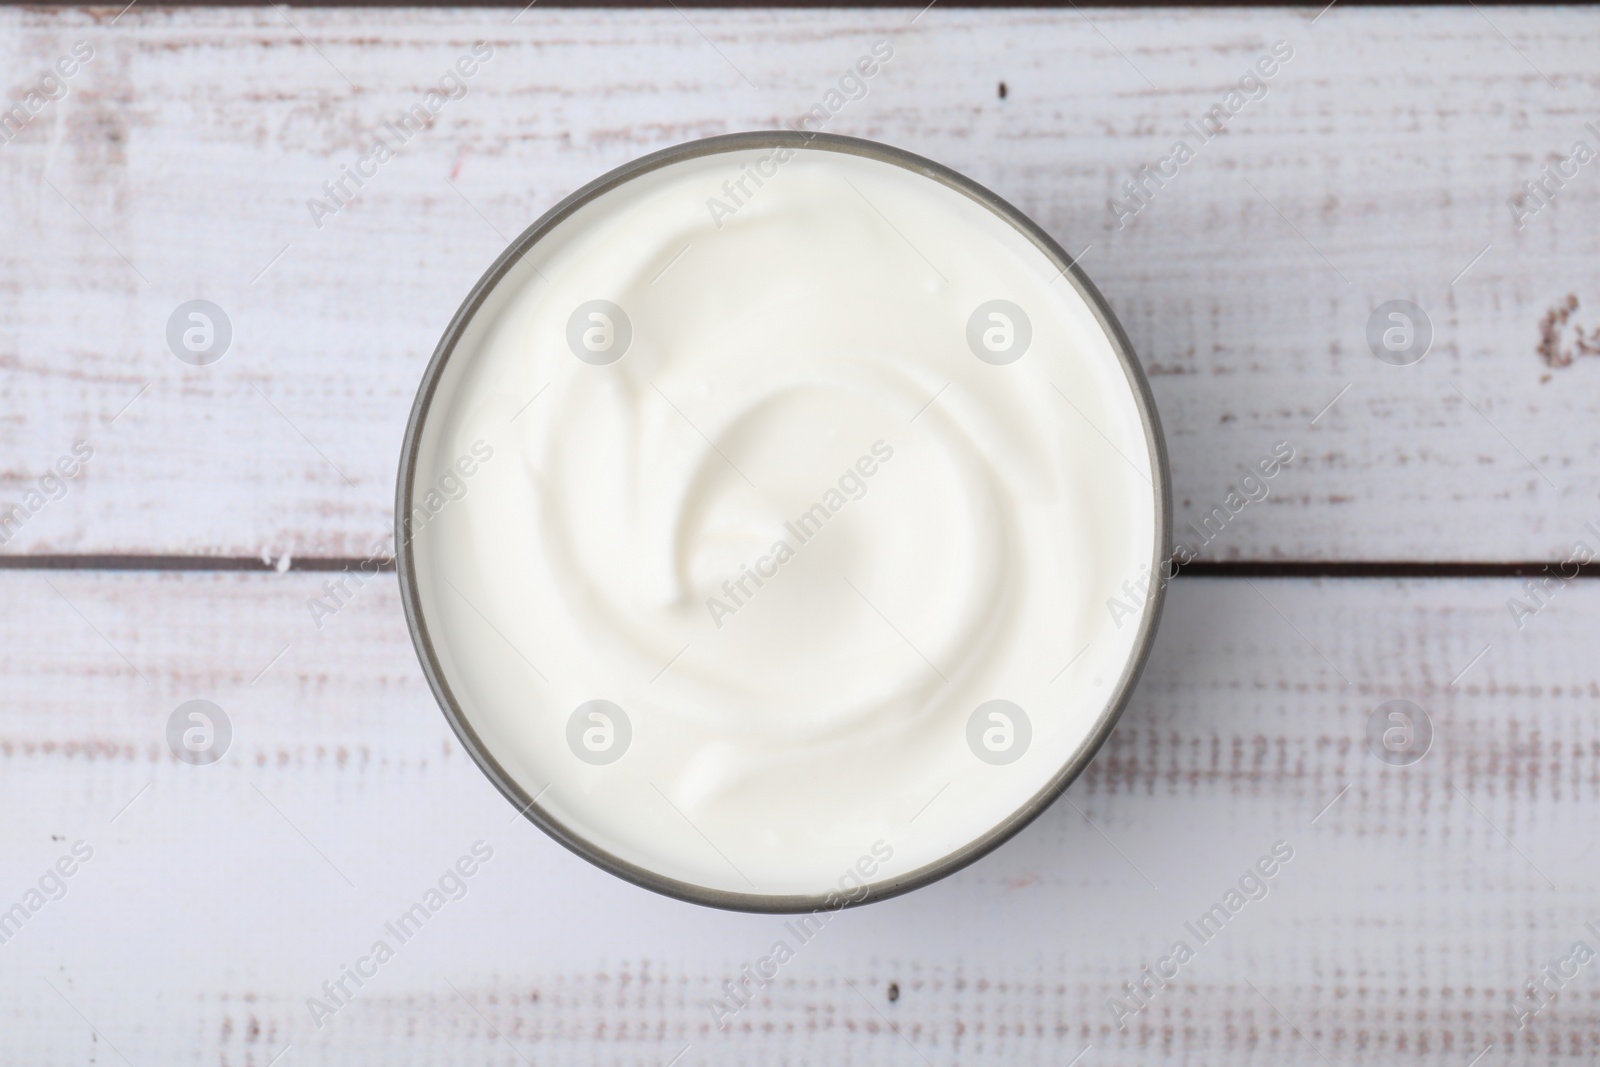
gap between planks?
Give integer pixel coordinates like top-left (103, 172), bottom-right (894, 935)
top-left (0, 555), bottom-right (1597, 578)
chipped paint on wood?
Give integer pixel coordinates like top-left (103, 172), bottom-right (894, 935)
top-left (0, 8), bottom-right (1596, 559)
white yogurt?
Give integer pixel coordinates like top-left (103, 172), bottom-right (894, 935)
top-left (404, 138), bottom-right (1164, 905)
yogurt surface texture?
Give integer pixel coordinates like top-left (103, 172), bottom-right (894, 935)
top-left (402, 136), bottom-right (1166, 906)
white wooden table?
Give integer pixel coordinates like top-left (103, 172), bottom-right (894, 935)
top-left (2, 5), bottom-right (1597, 1064)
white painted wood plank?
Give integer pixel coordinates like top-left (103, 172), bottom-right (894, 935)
top-left (2, 569), bottom-right (1595, 1063)
top-left (0, 7), bottom-right (1598, 560)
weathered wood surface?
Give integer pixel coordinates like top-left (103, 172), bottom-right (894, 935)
top-left (3, 570), bottom-right (1596, 1064)
top-left (0, 7), bottom-right (1597, 561)
top-left (4, 6), bottom-right (1599, 1065)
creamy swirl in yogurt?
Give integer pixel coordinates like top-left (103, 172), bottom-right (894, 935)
top-left (404, 138), bottom-right (1164, 904)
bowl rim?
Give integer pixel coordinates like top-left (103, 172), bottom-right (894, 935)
top-left (395, 129), bottom-right (1173, 914)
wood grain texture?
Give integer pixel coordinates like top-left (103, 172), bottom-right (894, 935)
top-left (2, 569), bottom-right (1596, 1064)
top-left (3, 7), bottom-right (1597, 1065)
top-left (0, 7), bottom-right (1597, 561)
